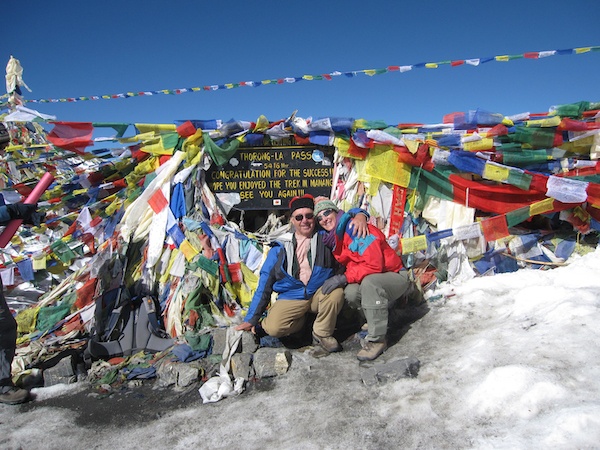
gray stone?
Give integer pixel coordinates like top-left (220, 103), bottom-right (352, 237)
top-left (43, 356), bottom-right (76, 386)
top-left (253, 347), bottom-right (292, 378)
top-left (240, 331), bottom-right (258, 354)
top-left (176, 364), bottom-right (200, 387)
top-left (210, 327), bottom-right (228, 356)
top-left (360, 356), bottom-right (421, 385)
top-left (157, 360), bottom-right (200, 387)
top-left (156, 361), bottom-right (178, 387)
top-left (231, 353), bottom-right (253, 380)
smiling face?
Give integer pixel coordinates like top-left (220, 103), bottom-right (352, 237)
top-left (316, 208), bottom-right (337, 232)
top-left (291, 207), bottom-right (315, 239)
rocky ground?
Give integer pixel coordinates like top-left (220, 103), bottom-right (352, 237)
top-left (16, 301), bottom-right (429, 429)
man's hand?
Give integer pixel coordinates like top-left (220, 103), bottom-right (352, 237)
top-left (235, 322), bottom-right (254, 332)
top-left (321, 274), bottom-right (348, 295)
top-left (348, 213), bottom-right (369, 239)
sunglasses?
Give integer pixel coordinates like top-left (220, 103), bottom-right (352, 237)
top-left (316, 209), bottom-right (335, 223)
top-left (293, 212), bottom-right (314, 221)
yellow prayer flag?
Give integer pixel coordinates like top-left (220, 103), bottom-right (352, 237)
top-left (354, 159), bottom-right (373, 184)
top-left (405, 139), bottom-right (420, 154)
top-left (32, 254), bottom-right (46, 271)
top-left (180, 239), bottom-right (199, 261)
top-left (16, 307), bottom-right (40, 334)
top-left (574, 47), bottom-right (591, 54)
top-left (134, 124), bottom-right (177, 133)
top-left (367, 178), bottom-right (380, 196)
top-left (254, 115), bottom-right (270, 132)
top-left (141, 141), bottom-right (173, 156)
top-left (334, 137), bottom-right (350, 156)
top-left (160, 249), bottom-right (179, 284)
top-left (529, 198), bottom-right (555, 216)
top-left (425, 63), bottom-right (438, 69)
top-left (364, 69), bottom-right (377, 76)
top-left (495, 55), bottom-right (510, 62)
top-left (483, 163), bottom-right (510, 182)
top-left (526, 116), bottom-right (561, 128)
top-left (105, 197), bottom-right (122, 216)
top-left (365, 145), bottom-right (411, 187)
top-left (463, 138), bottom-right (494, 152)
top-left (400, 235), bottom-right (428, 255)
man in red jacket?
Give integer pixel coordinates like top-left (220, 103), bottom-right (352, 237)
top-left (317, 203), bottom-right (412, 361)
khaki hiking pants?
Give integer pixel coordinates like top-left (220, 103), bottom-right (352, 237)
top-left (262, 287), bottom-right (345, 338)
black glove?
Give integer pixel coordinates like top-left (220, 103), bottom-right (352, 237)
top-left (6, 203), bottom-right (44, 226)
top-left (321, 274), bottom-right (347, 295)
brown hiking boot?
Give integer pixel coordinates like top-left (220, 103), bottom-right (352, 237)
top-left (357, 340), bottom-right (387, 361)
top-left (0, 387), bottom-right (30, 405)
top-left (312, 332), bottom-right (342, 353)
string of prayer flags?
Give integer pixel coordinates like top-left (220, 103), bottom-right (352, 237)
top-left (23, 46), bottom-right (599, 105)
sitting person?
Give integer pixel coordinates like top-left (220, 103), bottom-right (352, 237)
top-left (235, 194), bottom-right (345, 353)
top-left (315, 199), bottom-right (413, 361)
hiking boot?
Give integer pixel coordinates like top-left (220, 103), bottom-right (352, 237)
top-left (312, 332), bottom-right (342, 353)
top-left (357, 340), bottom-right (387, 361)
top-left (0, 387), bottom-right (30, 405)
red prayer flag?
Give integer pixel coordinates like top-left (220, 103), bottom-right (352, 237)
top-left (176, 120), bottom-right (197, 137)
top-left (47, 121), bottom-right (94, 154)
top-left (148, 189), bottom-right (168, 213)
top-left (481, 215), bottom-right (510, 241)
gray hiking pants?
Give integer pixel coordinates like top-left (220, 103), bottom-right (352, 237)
top-left (344, 271), bottom-right (410, 342)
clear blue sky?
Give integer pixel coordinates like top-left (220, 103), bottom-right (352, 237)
top-left (4, 0), bottom-right (600, 127)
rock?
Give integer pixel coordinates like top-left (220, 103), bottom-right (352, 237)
top-left (43, 355), bottom-right (76, 386)
top-left (360, 357), bottom-right (421, 386)
top-left (240, 331), bottom-right (258, 353)
top-left (156, 361), bottom-right (178, 387)
top-left (157, 361), bottom-right (200, 388)
top-left (231, 353), bottom-right (253, 380)
top-left (211, 327), bottom-right (228, 356)
top-left (253, 348), bottom-right (292, 378)
top-left (176, 364), bottom-right (200, 387)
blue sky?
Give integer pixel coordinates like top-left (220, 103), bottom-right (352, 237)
top-left (4, 0), bottom-right (600, 127)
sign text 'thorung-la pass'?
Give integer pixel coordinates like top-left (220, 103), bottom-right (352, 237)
top-left (206, 146), bottom-right (334, 210)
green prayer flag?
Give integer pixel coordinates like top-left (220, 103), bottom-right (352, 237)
top-left (506, 206), bottom-right (531, 227)
top-left (203, 133), bottom-right (240, 167)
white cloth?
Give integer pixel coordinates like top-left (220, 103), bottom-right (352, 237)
top-left (2, 105), bottom-right (56, 123)
top-left (366, 129), bottom-right (404, 146)
top-left (199, 327), bottom-right (245, 403)
top-left (5, 56), bottom-right (31, 94)
top-left (546, 176), bottom-right (589, 204)
top-left (146, 182), bottom-right (170, 268)
top-left (120, 151), bottom-right (185, 241)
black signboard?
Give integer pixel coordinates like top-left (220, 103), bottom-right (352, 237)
top-left (206, 146), bottom-right (334, 210)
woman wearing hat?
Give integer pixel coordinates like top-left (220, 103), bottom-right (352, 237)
top-left (314, 199), bottom-right (412, 361)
